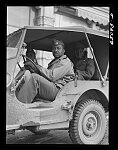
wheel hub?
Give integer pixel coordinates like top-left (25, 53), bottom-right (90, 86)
top-left (83, 113), bottom-right (98, 136)
top-left (86, 118), bottom-right (96, 130)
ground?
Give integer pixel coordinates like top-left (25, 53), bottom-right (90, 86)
top-left (6, 124), bottom-right (108, 144)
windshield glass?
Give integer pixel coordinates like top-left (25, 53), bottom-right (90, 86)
top-left (7, 30), bottom-right (22, 48)
top-left (7, 47), bottom-right (19, 59)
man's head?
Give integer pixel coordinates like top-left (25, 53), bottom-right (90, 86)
top-left (75, 44), bottom-right (87, 59)
top-left (52, 39), bottom-right (65, 58)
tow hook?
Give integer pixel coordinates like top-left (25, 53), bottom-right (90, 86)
top-left (61, 101), bottom-right (74, 121)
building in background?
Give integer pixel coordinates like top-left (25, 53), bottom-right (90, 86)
top-left (7, 6), bottom-right (109, 67)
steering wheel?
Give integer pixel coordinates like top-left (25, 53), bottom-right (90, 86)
top-left (15, 54), bottom-right (38, 88)
top-left (22, 54), bottom-right (41, 74)
top-left (22, 54), bottom-right (51, 82)
top-left (22, 54), bottom-right (38, 68)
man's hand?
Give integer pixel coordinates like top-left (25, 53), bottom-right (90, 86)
top-left (24, 61), bottom-right (37, 73)
top-left (24, 61), bottom-right (35, 68)
top-left (24, 61), bottom-right (42, 74)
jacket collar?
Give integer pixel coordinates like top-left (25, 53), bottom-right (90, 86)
top-left (48, 55), bottom-right (67, 68)
top-left (58, 55), bottom-right (67, 61)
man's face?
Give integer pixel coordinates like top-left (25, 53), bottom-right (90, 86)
top-left (78, 48), bottom-right (84, 59)
top-left (75, 48), bottom-right (85, 59)
top-left (52, 45), bottom-right (65, 58)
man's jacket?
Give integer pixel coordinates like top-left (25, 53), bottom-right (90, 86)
top-left (75, 58), bottom-right (95, 80)
top-left (37, 55), bottom-right (75, 89)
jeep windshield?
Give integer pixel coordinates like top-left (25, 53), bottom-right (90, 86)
top-left (7, 29), bottom-right (23, 59)
top-left (7, 29), bottom-right (23, 48)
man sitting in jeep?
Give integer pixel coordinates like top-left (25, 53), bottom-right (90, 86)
top-left (74, 44), bottom-right (95, 80)
top-left (17, 39), bottom-right (75, 103)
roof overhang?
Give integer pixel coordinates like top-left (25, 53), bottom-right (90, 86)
top-left (77, 7), bottom-right (109, 26)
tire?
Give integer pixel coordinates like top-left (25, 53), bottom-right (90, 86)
top-left (26, 126), bottom-right (50, 135)
top-left (69, 99), bottom-right (107, 144)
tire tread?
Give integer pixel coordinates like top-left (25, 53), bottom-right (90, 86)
top-left (69, 99), bottom-right (107, 144)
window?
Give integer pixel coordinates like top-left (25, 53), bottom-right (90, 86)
top-left (36, 50), bottom-right (54, 68)
top-left (54, 6), bottom-right (77, 16)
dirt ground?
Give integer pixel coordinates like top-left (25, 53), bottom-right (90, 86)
top-left (6, 124), bottom-right (108, 144)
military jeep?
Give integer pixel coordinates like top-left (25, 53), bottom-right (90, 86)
top-left (6, 26), bottom-right (109, 144)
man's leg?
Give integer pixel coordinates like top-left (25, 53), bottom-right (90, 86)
top-left (24, 70), bottom-right (31, 82)
top-left (16, 70), bottom-right (32, 103)
top-left (17, 73), bottom-right (59, 103)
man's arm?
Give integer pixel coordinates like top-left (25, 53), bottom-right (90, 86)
top-left (36, 59), bottom-right (74, 82)
top-left (77, 59), bottom-right (95, 80)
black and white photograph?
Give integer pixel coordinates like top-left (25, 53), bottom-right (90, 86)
top-left (6, 6), bottom-right (110, 145)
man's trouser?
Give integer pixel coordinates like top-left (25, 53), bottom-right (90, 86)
top-left (17, 72), bottom-right (60, 103)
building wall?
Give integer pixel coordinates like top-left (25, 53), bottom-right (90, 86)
top-left (53, 6), bottom-right (109, 30)
top-left (7, 6), bottom-right (30, 35)
top-left (7, 6), bottom-right (109, 34)
top-left (7, 6), bottom-right (54, 69)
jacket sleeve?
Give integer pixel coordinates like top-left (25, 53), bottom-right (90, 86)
top-left (36, 59), bottom-right (73, 82)
top-left (77, 59), bottom-right (95, 80)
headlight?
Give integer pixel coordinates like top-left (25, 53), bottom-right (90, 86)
top-left (6, 73), bottom-right (11, 86)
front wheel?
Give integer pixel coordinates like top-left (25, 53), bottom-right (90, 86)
top-left (69, 99), bottom-right (107, 144)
